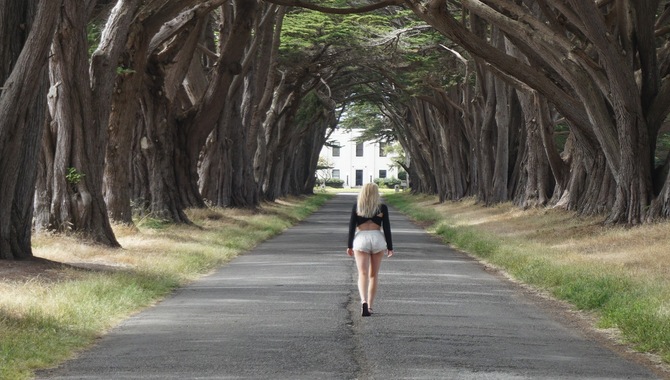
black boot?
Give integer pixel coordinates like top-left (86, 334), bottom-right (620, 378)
top-left (362, 302), bottom-right (371, 317)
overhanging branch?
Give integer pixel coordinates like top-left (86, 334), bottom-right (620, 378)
top-left (261, 0), bottom-right (404, 14)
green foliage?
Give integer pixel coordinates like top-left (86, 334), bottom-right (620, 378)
top-left (281, 10), bottom-right (339, 51)
top-left (554, 123), bottom-right (570, 152)
top-left (277, 1), bottom-right (452, 172)
top-left (278, 5), bottom-right (451, 150)
top-left (340, 102), bottom-right (386, 132)
top-left (374, 177), bottom-right (401, 188)
top-left (280, 3), bottom-right (397, 53)
top-left (399, 28), bottom-right (456, 85)
top-left (658, 132), bottom-right (670, 149)
top-left (87, 22), bottom-right (102, 57)
top-left (65, 167), bottom-right (85, 185)
top-left (655, 131), bottom-right (670, 166)
top-left (279, 3), bottom-right (414, 67)
top-left (293, 91), bottom-right (323, 127)
top-left (136, 217), bottom-right (170, 230)
top-left (116, 66), bottom-right (136, 75)
top-left (315, 178), bottom-right (345, 188)
top-left (324, 178), bottom-right (344, 188)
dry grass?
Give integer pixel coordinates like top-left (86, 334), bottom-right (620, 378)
top-left (420, 197), bottom-right (670, 285)
top-left (0, 194), bottom-right (331, 380)
top-left (386, 193), bottom-right (670, 367)
top-left (26, 205), bottom-right (282, 280)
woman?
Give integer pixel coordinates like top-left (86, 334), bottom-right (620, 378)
top-left (347, 183), bottom-right (394, 317)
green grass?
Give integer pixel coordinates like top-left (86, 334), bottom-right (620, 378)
top-left (0, 194), bottom-right (332, 380)
top-left (385, 192), bottom-right (670, 364)
top-left (382, 193), bottom-right (442, 224)
top-left (0, 271), bottom-right (176, 380)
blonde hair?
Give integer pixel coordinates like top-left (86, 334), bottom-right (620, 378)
top-left (357, 183), bottom-right (381, 217)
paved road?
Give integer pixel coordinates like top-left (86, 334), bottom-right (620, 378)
top-left (37, 194), bottom-right (661, 379)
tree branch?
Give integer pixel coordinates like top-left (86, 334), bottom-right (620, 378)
top-left (260, 0), bottom-right (403, 14)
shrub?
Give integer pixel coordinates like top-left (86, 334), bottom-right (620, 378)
top-left (324, 178), bottom-right (344, 188)
top-left (374, 177), bottom-right (401, 189)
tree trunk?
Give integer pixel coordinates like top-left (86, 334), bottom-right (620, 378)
top-left (399, 104), bottom-right (438, 195)
top-left (99, 0), bottom-right (144, 224)
top-left (227, 92), bottom-right (259, 208)
top-left (248, 5), bottom-right (283, 170)
top-left (255, 79), bottom-right (293, 196)
top-left (557, 143), bottom-right (615, 217)
top-left (300, 97), bottom-right (337, 194)
top-left (0, 0), bottom-right (62, 259)
top-left (199, 85), bottom-right (259, 208)
top-left (106, 1), bottom-right (213, 222)
top-left (199, 128), bottom-right (230, 207)
top-left (135, 68), bottom-right (190, 222)
top-left (515, 98), bottom-right (550, 208)
top-left (477, 69), bottom-right (496, 204)
top-left (262, 85), bottom-right (304, 201)
top-left (181, 0), bottom-right (258, 208)
top-left (198, 4), bottom-right (281, 209)
top-left (38, 0), bottom-right (119, 246)
top-left (489, 28), bottom-right (512, 204)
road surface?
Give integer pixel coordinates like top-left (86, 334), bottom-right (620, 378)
top-left (37, 194), bottom-right (663, 379)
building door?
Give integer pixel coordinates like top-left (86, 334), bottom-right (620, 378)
top-left (355, 170), bottom-right (363, 186)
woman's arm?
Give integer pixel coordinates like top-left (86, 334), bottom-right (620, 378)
top-left (381, 204), bottom-right (393, 251)
top-left (348, 204), bottom-right (357, 249)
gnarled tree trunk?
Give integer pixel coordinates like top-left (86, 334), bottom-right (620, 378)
top-left (0, 0), bottom-right (62, 259)
top-left (38, 0), bottom-right (119, 247)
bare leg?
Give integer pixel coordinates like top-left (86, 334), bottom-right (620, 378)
top-left (367, 251), bottom-right (384, 310)
top-left (354, 250), bottom-right (371, 304)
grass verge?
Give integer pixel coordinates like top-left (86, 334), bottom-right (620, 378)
top-left (0, 194), bottom-right (332, 380)
top-left (384, 192), bottom-right (670, 366)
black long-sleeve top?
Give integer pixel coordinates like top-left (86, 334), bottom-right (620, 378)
top-left (347, 203), bottom-right (393, 250)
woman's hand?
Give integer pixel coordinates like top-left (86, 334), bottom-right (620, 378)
top-left (387, 249), bottom-right (394, 257)
top-left (346, 248), bottom-right (354, 256)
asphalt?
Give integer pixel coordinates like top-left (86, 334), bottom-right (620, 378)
top-left (37, 194), bottom-right (663, 379)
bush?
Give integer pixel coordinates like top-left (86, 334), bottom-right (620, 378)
top-left (374, 177), bottom-right (401, 189)
top-left (324, 178), bottom-right (344, 188)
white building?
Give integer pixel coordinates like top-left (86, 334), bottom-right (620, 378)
top-left (319, 128), bottom-right (399, 188)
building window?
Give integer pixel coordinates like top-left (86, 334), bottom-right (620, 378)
top-left (379, 170), bottom-right (387, 179)
top-left (332, 169), bottom-right (340, 179)
top-left (379, 142), bottom-right (387, 157)
top-left (332, 145), bottom-right (340, 157)
top-left (356, 142), bottom-right (364, 157)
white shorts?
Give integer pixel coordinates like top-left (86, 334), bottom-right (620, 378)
top-left (353, 230), bottom-right (387, 253)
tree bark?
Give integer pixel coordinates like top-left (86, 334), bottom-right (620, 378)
top-left (179, 0), bottom-right (258, 208)
top-left (37, 0), bottom-right (120, 247)
top-left (106, 0), bottom-right (217, 222)
top-left (135, 63), bottom-right (190, 222)
top-left (0, 0), bottom-right (61, 259)
top-left (199, 4), bottom-right (279, 208)
top-left (99, 0), bottom-right (144, 224)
